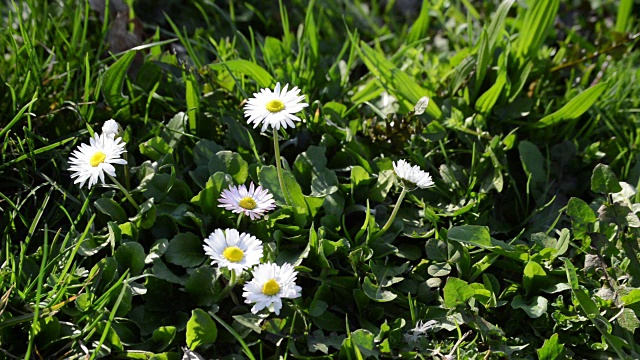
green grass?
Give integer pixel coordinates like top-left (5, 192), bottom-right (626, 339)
top-left (1, 0), bottom-right (640, 358)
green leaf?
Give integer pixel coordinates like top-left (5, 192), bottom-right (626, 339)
top-left (443, 277), bottom-right (475, 308)
top-left (447, 225), bottom-right (491, 247)
top-left (371, 261), bottom-right (408, 287)
top-left (616, 308), bottom-right (640, 334)
top-left (537, 333), bottom-right (565, 360)
top-left (152, 326), bottom-right (177, 352)
top-left (591, 163), bottom-right (623, 194)
top-left (185, 266), bottom-right (217, 306)
top-left (555, 228), bottom-right (570, 256)
top-left (370, 170), bottom-right (395, 203)
top-left (165, 233), bottom-right (205, 268)
top-left (132, 199), bottom-right (156, 229)
top-left (615, 0), bottom-right (634, 32)
top-left (406, 1), bottom-right (430, 44)
top-left (516, 0), bottom-right (560, 59)
top-left (350, 329), bottom-right (379, 359)
top-left (475, 68), bottom-right (506, 113)
top-left (362, 277), bottom-right (397, 302)
top-left (350, 165), bottom-right (370, 189)
top-left (114, 242), bottom-right (146, 276)
top-left (208, 59), bottom-right (274, 88)
top-left (303, 3), bottom-right (319, 60)
top-left (186, 309), bottom-right (217, 350)
top-left (145, 239), bottom-right (169, 264)
top-left (309, 299), bottom-right (328, 317)
top-left (102, 51), bottom-right (136, 112)
top-left (427, 263), bottom-right (452, 277)
top-left (193, 140), bottom-right (224, 168)
top-left (152, 259), bottom-right (187, 285)
top-left (566, 197), bottom-right (597, 224)
top-left (518, 141), bottom-right (546, 186)
top-left (191, 172), bottom-right (232, 216)
top-left (258, 166), bottom-right (308, 226)
top-left (139, 136), bottom-right (172, 161)
top-left (511, 295), bottom-right (548, 318)
top-left (185, 76), bottom-right (199, 134)
top-left (143, 174), bottom-right (192, 203)
top-left (486, 0), bottom-right (515, 49)
top-left (355, 41), bottom-right (441, 117)
top-left (263, 37), bottom-right (287, 67)
top-left (475, 30), bottom-right (491, 91)
top-left (523, 261), bottom-right (547, 295)
top-left (621, 289), bottom-right (640, 305)
top-left (162, 112), bottom-right (187, 148)
top-left (33, 316), bottom-right (60, 345)
top-left (208, 151), bottom-right (249, 184)
top-left (535, 83), bottom-right (608, 128)
top-left (95, 198), bottom-right (127, 223)
top-left (424, 239), bottom-right (449, 262)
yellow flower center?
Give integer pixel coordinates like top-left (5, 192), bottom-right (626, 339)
top-left (90, 151), bottom-right (107, 167)
top-left (265, 99), bottom-right (285, 113)
top-left (222, 246), bottom-right (244, 262)
top-left (238, 197), bottom-right (257, 210)
top-left (262, 279), bottom-right (280, 296)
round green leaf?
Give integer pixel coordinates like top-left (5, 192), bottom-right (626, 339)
top-left (165, 233), bottom-right (205, 268)
top-left (186, 309), bottom-right (217, 350)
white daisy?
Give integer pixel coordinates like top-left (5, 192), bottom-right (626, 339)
top-left (102, 119), bottom-right (121, 138)
top-left (243, 262), bottom-right (302, 315)
top-left (218, 182), bottom-right (277, 220)
top-left (203, 228), bottom-right (263, 274)
top-left (243, 82), bottom-right (308, 132)
top-left (393, 159), bottom-right (435, 190)
top-left (68, 132), bottom-right (127, 189)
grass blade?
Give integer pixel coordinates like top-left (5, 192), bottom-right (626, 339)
top-left (615, 0), bottom-right (634, 32)
top-left (101, 51), bottom-right (136, 112)
top-left (516, 0), bottom-right (560, 59)
top-left (534, 82), bottom-right (608, 128)
top-left (0, 95), bottom-right (38, 139)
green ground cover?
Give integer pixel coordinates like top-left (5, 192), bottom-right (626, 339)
top-left (1, 0), bottom-right (640, 358)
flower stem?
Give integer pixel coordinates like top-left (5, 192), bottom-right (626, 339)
top-left (371, 187), bottom-right (407, 241)
top-left (216, 269), bottom-right (237, 301)
top-left (273, 130), bottom-right (291, 205)
top-left (108, 174), bottom-right (139, 210)
top-left (123, 152), bottom-right (132, 190)
top-left (236, 213), bottom-right (245, 231)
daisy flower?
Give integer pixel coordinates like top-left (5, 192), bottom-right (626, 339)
top-left (393, 159), bottom-right (435, 190)
top-left (218, 182), bottom-right (277, 220)
top-left (243, 82), bottom-right (308, 132)
top-left (68, 132), bottom-right (127, 189)
top-left (203, 228), bottom-right (263, 274)
top-left (102, 119), bottom-right (121, 138)
top-left (243, 262), bottom-right (302, 315)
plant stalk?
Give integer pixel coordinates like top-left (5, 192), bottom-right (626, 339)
top-left (372, 187), bottom-right (407, 241)
top-left (108, 174), bottom-right (139, 210)
top-left (273, 130), bottom-right (291, 205)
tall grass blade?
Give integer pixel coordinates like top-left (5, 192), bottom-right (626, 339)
top-left (407, 0), bottom-right (430, 44)
top-left (516, 0), bottom-right (560, 59)
top-left (615, 0), bottom-right (634, 32)
top-left (534, 82), bottom-right (608, 128)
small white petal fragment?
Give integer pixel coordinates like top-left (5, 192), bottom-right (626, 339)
top-left (243, 82), bottom-right (309, 132)
top-left (413, 96), bottom-right (430, 115)
top-left (68, 132), bottom-right (127, 189)
top-left (242, 262), bottom-right (302, 315)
